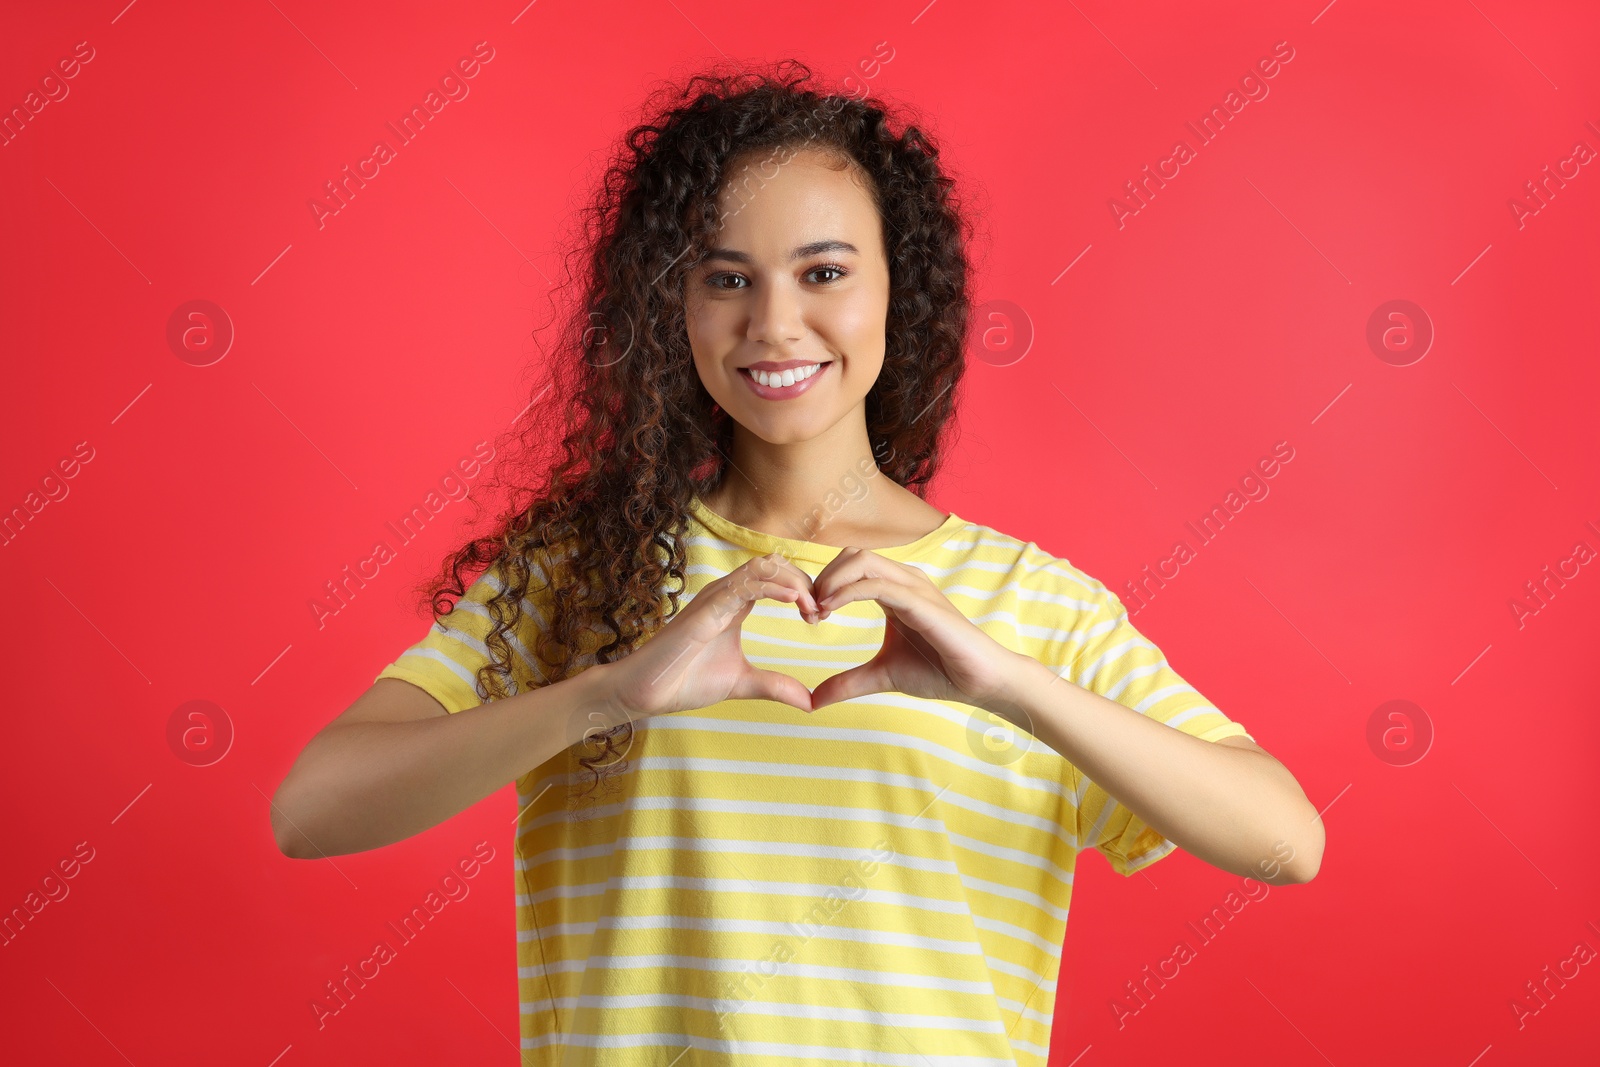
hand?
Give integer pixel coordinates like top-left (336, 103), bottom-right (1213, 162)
top-left (808, 548), bottom-right (1030, 713)
top-left (602, 550), bottom-right (821, 720)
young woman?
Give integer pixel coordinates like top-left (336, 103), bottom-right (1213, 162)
top-left (272, 62), bottom-right (1323, 1064)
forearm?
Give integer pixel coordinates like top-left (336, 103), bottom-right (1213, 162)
top-left (274, 663), bottom-right (622, 858)
top-left (988, 655), bottom-right (1324, 882)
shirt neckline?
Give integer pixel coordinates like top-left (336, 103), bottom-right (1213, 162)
top-left (687, 495), bottom-right (968, 565)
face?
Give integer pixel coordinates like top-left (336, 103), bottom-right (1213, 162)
top-left (684, 146), bottom-right (890, 445)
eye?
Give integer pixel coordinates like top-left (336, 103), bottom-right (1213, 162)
top-left (807, 263), bottom-right (849, 284)
top-left (706, 272), bottom-right (748, 291)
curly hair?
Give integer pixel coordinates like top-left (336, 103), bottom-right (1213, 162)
top-left (418, 58), bottom-right (977, 802)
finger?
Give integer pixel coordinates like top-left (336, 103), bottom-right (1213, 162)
top-left (746, 560), bottom-right (821, 624)
top-left (810, 661), bottom-right (891, 711)
top-left (812, 550), bottom-right (918, 606)
top-left (768, 554), bottom-right (821, 614)
top-left (731, 665), bottom-right (816, 714)
top-left (809, 546), bottom-right (870, 599)
top-left (730, 552), bottom-right (820, 616)
top-left (700, 578), bottom-right (800, 631)
top-left (814, 579), bottom-right (963, 693)
top-left (815, 576), bottom-right (925, 619)
top-left (747, 548), bottom-right (809, 583)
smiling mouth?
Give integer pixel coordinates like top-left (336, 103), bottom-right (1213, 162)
top-left (741, 361), bottom-right (830, 386)
top-left (737, 360), bottom-right (833, 399)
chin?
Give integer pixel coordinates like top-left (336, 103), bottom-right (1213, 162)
top-left (733, 412), bottom-right (828, 445)
top-left (749, 425), bottom-right (824, 446)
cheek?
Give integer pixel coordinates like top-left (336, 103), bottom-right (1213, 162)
top-left (838, 283), bottom-right (890, 340)
top-left (685, 315), bottom-right (736, 402)
top-left (827, 299), bottom-right (888, 365)
top-left (686, 297), bottom-right (733, 349)
top-left (689, 344), bottom-right (720, 396)
top-left (692, 325), bottom-right (734, 363)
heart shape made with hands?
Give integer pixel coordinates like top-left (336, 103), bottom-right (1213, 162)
top-left (730, 548), bottom-right (1023, 715)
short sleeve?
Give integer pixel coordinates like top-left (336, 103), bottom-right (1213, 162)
top-left (1024, 560), bottom-right (1253, 876)
top-left (374, 562), bottom-right (549, 715)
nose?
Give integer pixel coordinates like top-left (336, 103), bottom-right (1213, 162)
top-left (745, 278), bottom-right (805, 347)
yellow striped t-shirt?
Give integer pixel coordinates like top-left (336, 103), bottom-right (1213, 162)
top-left (374, 495), bottom-right (1252, 1065)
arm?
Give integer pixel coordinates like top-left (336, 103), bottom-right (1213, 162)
top-left (272, 550), bottom-right (820, 859)
top-left (794, 546), bottom-right (1324, 884)
top-left (990, 656), bottom-right (1325, 884)
top-left (270, 667), bottom-right (622, 859)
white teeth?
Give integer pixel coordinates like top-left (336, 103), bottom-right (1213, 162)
top-left (750, 363), bottom-right (824, 388)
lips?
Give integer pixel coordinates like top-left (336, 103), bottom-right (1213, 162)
top-left (737, 360), bottom-right (832, 400)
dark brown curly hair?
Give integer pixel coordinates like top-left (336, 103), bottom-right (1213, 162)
top-left (418, 58), bottom-right (979, 801)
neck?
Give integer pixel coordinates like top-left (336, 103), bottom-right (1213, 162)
top-left (702, 414), bottom-right (899, 543)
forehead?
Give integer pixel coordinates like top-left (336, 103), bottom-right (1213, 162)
top-left (710, 148), bottom-right (882, 253)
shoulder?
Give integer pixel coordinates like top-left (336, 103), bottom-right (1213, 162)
top-left (930, 519), bottom-right (1131, 656)
top-left (440, 543), bottom-right (579, 630)
top-left (937, 518), bottom-right (1115, 605)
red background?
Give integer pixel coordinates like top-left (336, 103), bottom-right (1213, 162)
top-left (3, 1), bottom-right (1598, 1063)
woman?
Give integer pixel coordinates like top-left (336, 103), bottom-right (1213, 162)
top-left (271, 61), bottom-right (1323, 1063)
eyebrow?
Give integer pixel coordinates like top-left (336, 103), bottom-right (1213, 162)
top-left (701, 239), bottom-right (860, 265)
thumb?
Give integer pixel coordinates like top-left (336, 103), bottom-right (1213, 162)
top-left (809, 662), bottom-right (888, 711)
top-left (731, 666), bottom-right (815, 714)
